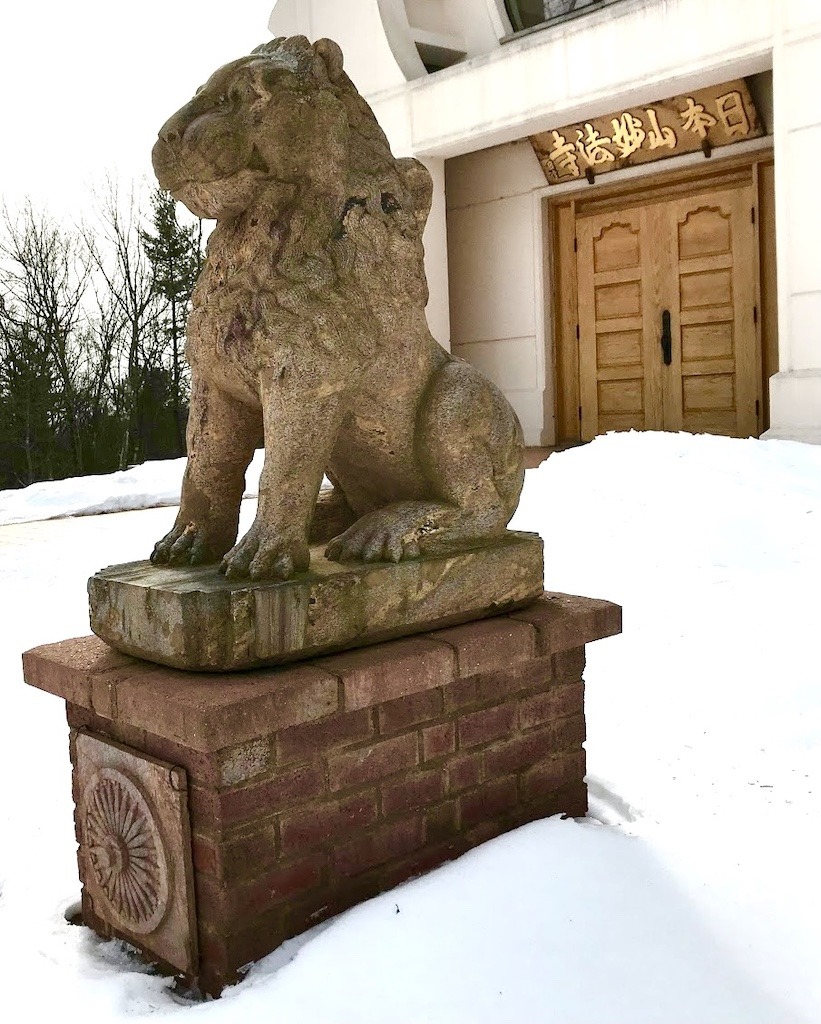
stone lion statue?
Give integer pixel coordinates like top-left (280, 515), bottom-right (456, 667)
top-left (150, 35), bottom-right (524, 581)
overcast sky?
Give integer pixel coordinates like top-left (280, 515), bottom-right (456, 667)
top-left (2, 2), bottom-right (274, 220)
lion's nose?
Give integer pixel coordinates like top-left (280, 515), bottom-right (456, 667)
top-left (160, 126), bottom-right (180, 145)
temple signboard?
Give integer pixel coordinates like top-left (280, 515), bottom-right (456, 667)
top-left (531, 79), bottom-right (762, 185)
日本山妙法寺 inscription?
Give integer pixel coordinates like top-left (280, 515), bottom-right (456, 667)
top-left (531, 79), bottom-right (762, 184)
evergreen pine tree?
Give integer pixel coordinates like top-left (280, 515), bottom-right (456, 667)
top-left (140, 188), bottom-right (203, 453)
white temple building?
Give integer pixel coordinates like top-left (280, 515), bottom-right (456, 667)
top-left (267, 1), bottom-right (821, 446)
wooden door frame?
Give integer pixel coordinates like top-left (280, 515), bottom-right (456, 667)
top-left (548, 149), bottom-right (776, 442)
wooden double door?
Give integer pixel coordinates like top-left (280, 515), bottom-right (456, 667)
top-left (555, 163), bottom-right (767, 441)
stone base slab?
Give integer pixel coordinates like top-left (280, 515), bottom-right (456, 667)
top-left (88, 531), bottom-right (544, 671)
top-left (23, 591), bottom-right (621, 996)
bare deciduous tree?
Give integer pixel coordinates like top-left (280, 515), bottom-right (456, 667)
top-left (0, 201), bottom-right (91, 481)
top-left (0, 183), bottom-right (204, 489)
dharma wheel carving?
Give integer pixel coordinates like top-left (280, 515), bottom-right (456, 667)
top-left (82, 767), bottom-right (170, 935)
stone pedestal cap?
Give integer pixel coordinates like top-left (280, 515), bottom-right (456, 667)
top-left (88, 532), bottom-right (545, 672)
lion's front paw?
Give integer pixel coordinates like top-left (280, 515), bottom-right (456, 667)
top-left (219, 523), bottom-right (310, 581)
top-left (325, 507), bottom-right (434, 564)
top-left (151, 522), bottom-right (217, 566)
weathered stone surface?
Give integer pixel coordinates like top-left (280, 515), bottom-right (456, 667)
top-left (89, 531), bottom-right (544, 671)
top-left (145, 34), bottom-right (526, 585)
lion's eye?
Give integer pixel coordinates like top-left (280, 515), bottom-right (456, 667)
top-left (217, 95), bottom-right (228, 106)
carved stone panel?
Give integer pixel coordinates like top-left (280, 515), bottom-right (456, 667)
top-left (73, 731), bottom-right (197, 976)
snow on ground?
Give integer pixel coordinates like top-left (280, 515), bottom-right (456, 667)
top-left (0, 430), bottom-right (819, 1022)
top-left (0, 451), bottom-right (262, 526)
top-left (0, 452), bottom-right (337, 527)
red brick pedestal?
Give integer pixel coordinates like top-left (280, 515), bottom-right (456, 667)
top-left (23, 592), bottom-right (620, 996)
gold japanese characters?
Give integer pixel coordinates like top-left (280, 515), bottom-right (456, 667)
top-left (531, 80), bottom-right (762, 184)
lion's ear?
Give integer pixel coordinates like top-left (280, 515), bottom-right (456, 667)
top-left (313, 38), bottom-right (345, 83)
top-left (397, 158), bottom-right (433, 228)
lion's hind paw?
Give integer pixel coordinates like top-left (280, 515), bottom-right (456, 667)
top-left (325, 508), bottom-right (431, 565)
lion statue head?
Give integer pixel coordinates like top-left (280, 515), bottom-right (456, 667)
top-left (152, 35), bottom-right (431, 237)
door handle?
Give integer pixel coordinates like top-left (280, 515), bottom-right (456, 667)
top-left (660, 309), bottom-right (672, 366)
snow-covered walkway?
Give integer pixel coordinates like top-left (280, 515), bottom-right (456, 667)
top-left (1, 431), bottom-right (819, 1022)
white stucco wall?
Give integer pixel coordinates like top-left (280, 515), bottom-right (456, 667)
top-left (766, 2), bottom-right (821, 442)
top-left (446, 142), bottom-right (548, 444)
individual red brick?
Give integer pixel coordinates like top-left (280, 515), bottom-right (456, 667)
top-left (333, 816), bottom-right (424, 876)
top-left (443, 668), bottom-right (520, 712)
top-left (195, 930), bottom-right (231, 986)
top-left (509, 593), bottom-right (621, 656)
top-left (458, 703), bottom-right (516, 749)
top-left (184, 785), bottom-right (220, 834)
top-left (134, 729), bottom-right (215, 784)
top-left (446, 751), bottom-right (482, 793)
top-left (422, 721), bottom-right (455, 761)
top-left (66, 703), bottom-right (96, 731)
top-left (484, 724), bottom-right (577, 777)
top-left (552, 714), bottom-right (586, 750)
top-left (114, 663), bottom-right (339, 752)
top-left (505, 655), bottom-right (559, 694)
top-left (229, 853), bottom-right (326, 918)
top-left (220, 825), bottom-right (279, 883)
top-left (464, 819), bottom-right (506, 848)
top-left (285, 890), bottom-right (336, 938)
top-left (459, 776), bottom-right (518, 829)
top-left (378, 688), bottom-right (442, 734)
top-left (380, 837), bottom-right (466, 891)
top-left (381, 771), bottom-right (444, 817)
top-left (443, 673), bottom-right (499, 712)
top-left (521, 750), bottom-right (586, 802)
top-left (519, 779), bottom-right (588, 820)
top-left (218, 739), bottom-right (272, 786)
top-left (424, 799), bottom-right (459, 843)
top-left (193, 870), bottom-right (231, 925)
top-left (192, 834), bottom-right (220, 876)
top-left (553, 647), bottom-right (586, 681)
top-left (328, 733), bottom-right (418, 792)
top-left (434, 618), bottom-right (536, 677)
top-left (228, 908), bottom-right (287, 969)
top-left (277, 709), bottom-right (373, 765)
top-left (198, 963), bottom-right (236, 1002)
top-left (201, 906), bottom-right (286, 976)
top-left (318, 637), bottom-right (455, 711)
top-left (519, 683), bottom-right (584, 731)
top-left (280, 792), bottom-right (378, 856)
top-left (218, 764), bottom-right (325, 827)
top-left (22, 635), bottom-right (146, 709)
top-left (442, 655), bottom-right (555, 712)
top-left (288, 870), bottom-right (384, 929)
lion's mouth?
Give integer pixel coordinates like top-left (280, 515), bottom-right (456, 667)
top-left (152, 139), bottom-right (270, 196)
top-left (151, 137), bottom-right (188, 193)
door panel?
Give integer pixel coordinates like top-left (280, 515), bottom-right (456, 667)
top-left (668, 186), bottom-right (758, 436)
top-left (577, 209), bottom-right (660, 439)
top-left (575, 180), bottom-right (760, 440)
